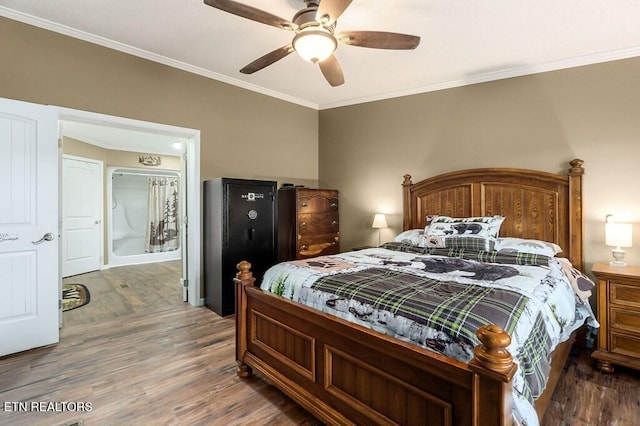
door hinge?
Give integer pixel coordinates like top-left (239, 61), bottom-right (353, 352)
top-left (59, 299), bottom-right (62, 309)
top-left (181, 278), bottom-right (188, 288)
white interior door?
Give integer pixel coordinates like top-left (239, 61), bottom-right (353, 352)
top-left (62, 156), bottom-right (102, 277)
top-left (0, 97), bottom-right (59, 357)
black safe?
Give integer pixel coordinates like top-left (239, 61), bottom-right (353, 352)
top-left (203, 178), bottom-right (277, 316)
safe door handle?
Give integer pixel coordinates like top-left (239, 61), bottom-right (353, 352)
top-left (32, 232), bottom-right (54, 245)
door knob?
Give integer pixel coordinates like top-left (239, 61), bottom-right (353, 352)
top-left (32, 232), bottom-right (54, 245)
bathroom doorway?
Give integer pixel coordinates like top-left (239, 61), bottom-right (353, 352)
top-left (57, 106), bottom-right (201, 308)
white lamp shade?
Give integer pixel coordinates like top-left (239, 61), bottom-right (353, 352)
top-left (293, 28), bottom-right (337, 63)
top-left (372, 214), bottom-right (388, 229)
top-left (605, 222), bottom-right (633, 248)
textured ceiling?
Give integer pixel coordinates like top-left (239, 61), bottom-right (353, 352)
top-left (2, 0), bottom-right (640, 110)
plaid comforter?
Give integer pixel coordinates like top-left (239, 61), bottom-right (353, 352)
top-left (310, 266), bottom-right (549, 399)
top-left (312, 266), bottom-right (528, 348)
top-left (260, 243), bottom-right (595, 426)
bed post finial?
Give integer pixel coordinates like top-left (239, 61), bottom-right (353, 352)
top-left (472, 324), bottom-right (514, 374)
top-left (568, 158), bottom-right (585, 176)
top-left (236, 260), bottom-right (254, 282)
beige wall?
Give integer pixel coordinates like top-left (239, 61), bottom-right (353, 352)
top-left (4, 16), bottom-right (640, 278)
top-left (319, 57), bottom-right (640, 272)
top-left (0, 17), bottom-right (319, 189)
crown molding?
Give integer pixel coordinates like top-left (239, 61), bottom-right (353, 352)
top-left (0, 7), bottom-right (320, 110)
top-left (3, 6), bottom-right (639, 111)
top-left (318, 45), bottom-right (640, 109)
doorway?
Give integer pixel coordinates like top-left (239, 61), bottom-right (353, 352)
top-left (57, 107), bottom-right (201, 310)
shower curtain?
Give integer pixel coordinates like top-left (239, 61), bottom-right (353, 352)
top-left (145, 176), bottom-right (179, 253)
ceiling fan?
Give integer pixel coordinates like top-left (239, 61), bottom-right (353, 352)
top-left (204, 0), bottom-right (421, 87)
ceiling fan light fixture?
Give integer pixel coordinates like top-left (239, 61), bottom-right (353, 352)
top-left (293, 28), bottom-right (337, 64)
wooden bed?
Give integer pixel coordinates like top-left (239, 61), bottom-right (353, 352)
top-left (234, 159), bottom-right (585, 425)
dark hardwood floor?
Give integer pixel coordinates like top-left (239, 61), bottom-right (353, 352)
top-left (541, 348), bottom-right (640, 425)
top-left (1, 261), bottom-right (639, 425)
top-left (1, 261), bottom-right (318, 425)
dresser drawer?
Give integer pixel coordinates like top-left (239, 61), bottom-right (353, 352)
top-left (298, 194), bottom-right (339, 213)
top-left (610, 307), bottom-right (640, 335)
top-left (298, 213), bottom-right (339, 236)
top-left (610, 281), bottom-right (640, 309)
top-left (298, 235), bottom-right (339, 258)
top-left (611, 331), bottom-right (640, 358)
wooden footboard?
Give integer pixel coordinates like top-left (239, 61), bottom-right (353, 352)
top-left (235, 261), bottom-right (517, 426)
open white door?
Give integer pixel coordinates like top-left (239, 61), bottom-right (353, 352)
top-left (0, 97), bottom-right (59, 357)
top-left (62, 156), bottom-right (102, 277)
top-left (180, 140), bottom-right (188, 302)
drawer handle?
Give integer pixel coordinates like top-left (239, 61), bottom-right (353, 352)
top-left (330, 203), bottom-right (337, 208)
top-left (300, 222), bottom-right (307, 227)
top-left (331, 221), bottom-right (337, 225)
top-left (300, 203), bottom-right (308, 207)
top-left (300, 245), bottom-right (308, 250)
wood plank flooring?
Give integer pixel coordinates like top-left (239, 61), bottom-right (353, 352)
top-left (61, 260), bottom-right (183, 325)
top-left (541, 349), bottom-right (640, 426)
top-left (2, 261), bottom-right (640, 425)
top-left (1, 261), bottom-right (319, 425)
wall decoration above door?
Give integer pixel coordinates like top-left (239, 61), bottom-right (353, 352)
top-left (139, 154), bottom-right (161, 166)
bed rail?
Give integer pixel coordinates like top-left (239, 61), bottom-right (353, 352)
top-left (235, 261), bottom-right (516, 426)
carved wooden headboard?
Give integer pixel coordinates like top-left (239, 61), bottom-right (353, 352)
top-left (402, 159), bottom-right (585, 270)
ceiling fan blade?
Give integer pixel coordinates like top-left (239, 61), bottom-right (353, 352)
top-left (318, 54), bottom-right (344, 87)
top-left (339, 31), bottom-right (421, 50)
top-left (240, 45), bottom-right (294, 74)
top-left (316, 0), bottom-right (353, 26)
top-left (204, 0), bottom-right (296, 30)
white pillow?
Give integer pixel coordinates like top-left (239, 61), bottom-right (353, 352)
top-left (393, 229), bottom-right (430, 246)
top-left (425, 215), bottom-right (505, 239)
top-left (494, 237), bottom-right (562, 257)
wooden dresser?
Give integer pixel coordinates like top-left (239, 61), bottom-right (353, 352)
top-left (591, 262), bottom-right (640, 373)
top-left (277, 188), bottom-right (339, 261)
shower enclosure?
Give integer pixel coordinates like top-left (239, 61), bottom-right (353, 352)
top-left (108, 167), bottom-right (181, 267)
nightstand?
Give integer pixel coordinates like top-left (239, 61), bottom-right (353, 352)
top-left (591, 262), bottom-right (640, 373)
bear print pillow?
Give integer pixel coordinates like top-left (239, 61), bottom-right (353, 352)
top-left (424, 215), bottom-right (505, 239)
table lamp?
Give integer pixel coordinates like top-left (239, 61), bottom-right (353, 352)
top-left (372, 213), bottom-right (388, 246)
top-left (605, 215), bottom-right (633, 267)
